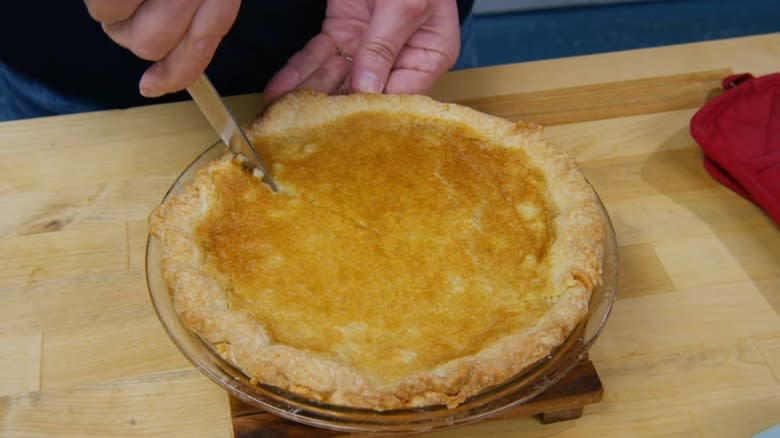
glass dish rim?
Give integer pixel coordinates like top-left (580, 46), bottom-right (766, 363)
top-left (145, 140), bottom-right (619, 433)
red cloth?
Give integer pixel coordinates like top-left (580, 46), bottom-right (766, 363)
top-left (691, 73), bottom-right (780, 225)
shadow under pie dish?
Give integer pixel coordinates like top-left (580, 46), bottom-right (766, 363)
top-left (147, 91), bottom-right (610, 416)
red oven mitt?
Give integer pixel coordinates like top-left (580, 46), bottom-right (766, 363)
top-left (690, 72), bottom-right (780, 225)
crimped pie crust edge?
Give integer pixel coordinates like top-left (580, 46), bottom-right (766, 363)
top-left (148, 90), bottom-right (607, 410)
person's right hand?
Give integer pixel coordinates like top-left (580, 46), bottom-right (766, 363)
top-left (84, 0), bottom-right (241, 98)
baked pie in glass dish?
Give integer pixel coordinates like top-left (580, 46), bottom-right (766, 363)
top-left (146, 90), bottom-right (617, 432)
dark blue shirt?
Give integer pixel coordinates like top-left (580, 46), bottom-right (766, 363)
top-left (1, 1), bottom-right (473, 111)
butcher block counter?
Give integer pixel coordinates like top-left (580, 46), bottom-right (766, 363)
top-left (2, 33), bottom-right (780, 437)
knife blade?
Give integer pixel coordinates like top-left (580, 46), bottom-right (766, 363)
top-left (186, 74), bottom-right (279, 192)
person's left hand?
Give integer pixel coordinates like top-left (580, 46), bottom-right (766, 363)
top-left (264, 0), bottom-right (461, 101)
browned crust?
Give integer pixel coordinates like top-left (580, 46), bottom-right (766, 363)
top-left (149, 90), bottom-right (606, 410)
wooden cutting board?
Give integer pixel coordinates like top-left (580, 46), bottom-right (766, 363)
top-left (1, 33), bottom-right (780, 438)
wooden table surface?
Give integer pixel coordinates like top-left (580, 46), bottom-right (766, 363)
top-left (2, 33), bottom-right (779, 437)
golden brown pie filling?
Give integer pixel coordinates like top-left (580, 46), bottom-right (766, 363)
top-left (151, 91), bottom-right (605, 409)
top-left (195, 112), bottom-right (558, 384)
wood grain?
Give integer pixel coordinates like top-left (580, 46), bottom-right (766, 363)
top-left (0, 334), bottom-right (41, 397)
top-left (0, 133), bottom-right (213, 192)
top-left (582, 148), bottom-right (720, 203)
top-left (692, 393), bottom-right (780, 438)
top-left (544, 108), bottom-right (699, 162)
top-left (754, 333), bottom-right (780, 384)
top-left (654, 225), bottom-right (780, 290)
top-left (757, 277), bottom-right (780, 317)
top-left (0, 370), bottom-right (233, 438)
top-left (41, 318), bottom-right (190, 390)
top-left (127, 219), bottom-right (151, 270)
top-left (615, 243), bottom-right (675, 300)
top-left (431, 33), bottom-right (780, 101)
top-left (457, 70), bottom-right (729, 126)
top-left (0, 269), bottom-right (150, 334)
top-left (426, 408), bottom-right (701, 438)
top-left (0, 222), bottom-right (127, 289)
top-left (232, 415), bottom-right (345, 438)
top-left (596, 338), bottom-right (777, 409)
top-left (589, 281), bottom-right (780, 361)
top-left (603, 194), bottom-right (772, 248)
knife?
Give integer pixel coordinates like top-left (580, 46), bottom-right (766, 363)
top-left (186, 74), bottom-right (279, 192)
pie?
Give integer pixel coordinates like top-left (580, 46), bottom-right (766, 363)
top-left (149, 90), bottom-right (607, 410)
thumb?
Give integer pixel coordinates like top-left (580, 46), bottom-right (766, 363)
top-left (350, 0), bottom-right (429, 93)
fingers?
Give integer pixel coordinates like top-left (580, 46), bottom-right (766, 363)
top-left (139, 0), bottom-right (240, 96)
top-left (263, 34), bottom-right (343, 101)
top-left (350, 0), bottom-right (429, 93)
top-left (384, 6), bottom-right (461, 94)
top-left (295, 56), bottom-right (353, 96)
top-left (102, 0), bottom-right (203, 61)
top-left (84, 0), bottom-right (145, 25)
top-left (85, 0), bottom-right (239, 97)
top-left (384, 69), bottom-right (438, 95)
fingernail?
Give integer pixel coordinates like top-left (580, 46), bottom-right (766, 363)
top-left (139, 76), bottom-right (163, 98)
top-left (356, 72), bottom-right (380, 93)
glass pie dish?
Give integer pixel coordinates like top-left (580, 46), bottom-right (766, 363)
top-left (146, 141), bottom-right (619, 434)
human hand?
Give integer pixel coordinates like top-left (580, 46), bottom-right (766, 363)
top-left (264, 0), bottom-right (461, 101)
top-left (84, 0), bottom-right (240, 97)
